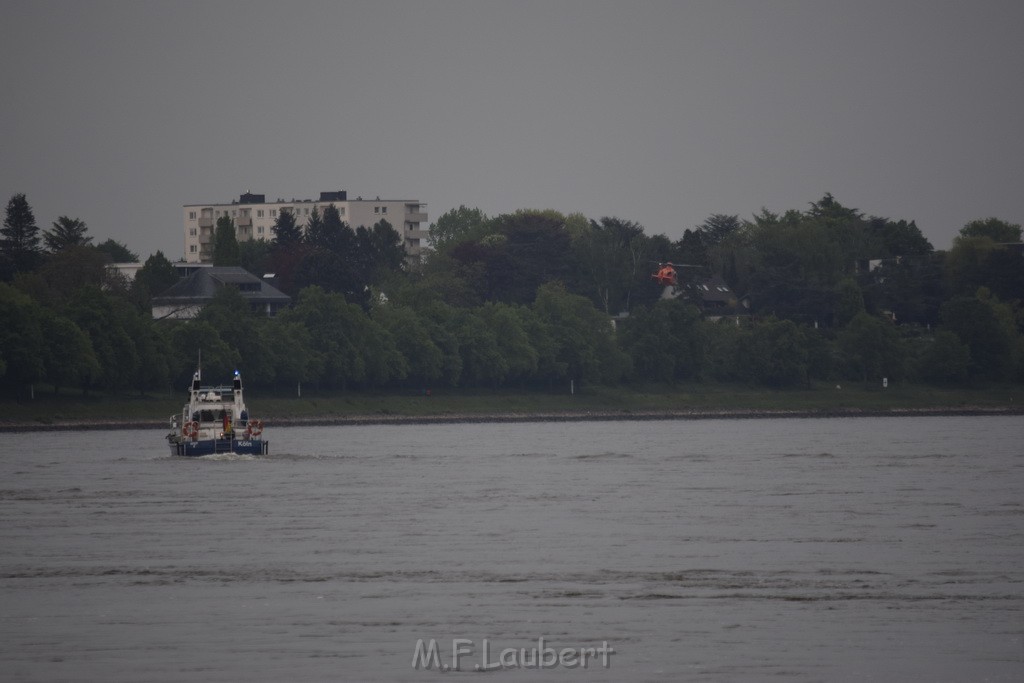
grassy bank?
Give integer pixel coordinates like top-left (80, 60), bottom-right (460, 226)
top-left (1, 382), bottom-right (1020, 429)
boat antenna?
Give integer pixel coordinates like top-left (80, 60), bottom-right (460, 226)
top-left (190, 348), bottom-right (203, 392)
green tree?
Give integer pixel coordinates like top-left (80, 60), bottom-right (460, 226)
top-left (697, 213), bottom-right (741, 246)
top-left (307, 205), bottom-right (348, 251)
top-left (913, 330), bottom-right (970, 384)
top-left (94, 238), bottom-right (139, 263)
top-left (212, 216), bottom-right (240, 266)
top-left (515, 304), bottom-right (561, 383)
top-left (452, 307), bottom-right (508, 387)
top-left (360, 219), bottom-right (406, 274)
top-left (407, 299), bottom-right (465, 385)
top-left (834, 277), bottom-right (865, 327)
top-left (272, 209), bottom-right (303, 246)
top-left (959, 217), bottom-right (1022, 243)
top-left (304, 206), bottom-right (324, 243)
top-left (946, 232), bottom-right (1024, 302)
top-left (866, 217), bottom-right (932, 257)
top-left (238, 238), bottom-right (272, 276)
top-left (808, 192), bottom-right (862, 224)
top-left (268, 238), bottom-right (311, 299)
top-left (0, 283), bottom-right (47, 391)
top-left (621, 300), bottom-right (705, 382)
top-left (978, 247), bottom-right (1024, 303)
top-left (702, 319), bottom-right (747, 382)
top-left (132, 318), bottom-right (171, 392)
top-left (739, 318), bottom-right (810, 387)
top-left (65, 287), bottom-right (142, 392)
top-left (863, 252), bottom-right (947, 326)
top-left (294, 247), bottom-right (365, 305)
top-left (428, 205), bottom-right (490, 252)
top-left (373, 303), bottom-right (444, 386)
top-left (490, 210), bottom-right (576, 304)
top-left (417, 251), bottom-right (483, 308)
top-left (837, 312), bottom-right (905, 382)
top-left (43, 216), bottom-right (92, 252)
top-left (16, 246), bottom-right (110, 308)
top-left (279, 286), bottom-right (367, 388)
top-left (572, 217), bottom-right (652, 314)
top-left (262, 317), bottom-right (316, 388)
top-left (532, 282), bottom-right (630, 386)
top-left (334, 294), bottom-right (406, 387)
top-left (196, 286), bottom-right (275, 382)
top-left (803, 324), bottom-right (836, 381)
top-left (620, 304), bottom-right (681, 382)
top-left (164, 320), bottom-right (239, 388)
top-left (479, 302), bottom-right (538, 383)
top-left (446, 239), bottom-right (511, 304)
top-left (2, 193), bottom-right (42, 277)
top-left (672, 229), bottom-right (710, 271)
top-left (40, 314), bottom-right (100, 393)
top-left (945, 235), bottom-right (997, 296)
top-left (135, 251), bottom-right (178, 299)
top-left (296, 205), bottom-right (372, 302)
top-left (940, 293), bottom-right (1017, 379)
top-left (739, 195), bottom-right (873, 324)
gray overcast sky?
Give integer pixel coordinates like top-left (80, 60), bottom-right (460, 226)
top-left (3, 0), bottom-right (1022, 260)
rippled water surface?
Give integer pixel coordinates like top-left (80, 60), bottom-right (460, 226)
top-left (1, 416), bottom-right (1022, 681)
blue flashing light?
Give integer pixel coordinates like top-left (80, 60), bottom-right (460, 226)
top-left (234, 369), bottom-right (240, 376)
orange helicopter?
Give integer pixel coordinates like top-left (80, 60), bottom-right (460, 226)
top-left (651, 262), bottom-right (702, 288)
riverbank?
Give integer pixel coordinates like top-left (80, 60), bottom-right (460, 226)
top-left (1, 383), bottom-right (1020, 432)
top-left (2, 405), bottom-right (1022, 433)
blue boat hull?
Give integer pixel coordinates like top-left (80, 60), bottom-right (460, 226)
top-left (171, 438), bottom-right (269, 457)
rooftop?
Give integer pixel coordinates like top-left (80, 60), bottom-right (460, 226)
top-left (153, 266), bottom-right (291, 305)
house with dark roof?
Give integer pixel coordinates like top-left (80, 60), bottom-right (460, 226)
top-left (151, 266), bottom-right (291, 320)
top-left (661, 274), bottom-right (751, 321)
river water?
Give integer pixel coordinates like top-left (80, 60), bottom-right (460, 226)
top-left (1, 416), bottom-right (1021, 682)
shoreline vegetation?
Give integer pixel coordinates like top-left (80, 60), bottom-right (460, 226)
top-left (4, 198), bottom-right (1023, 429)
top-left (1, 383), bottom-right (1019, 433)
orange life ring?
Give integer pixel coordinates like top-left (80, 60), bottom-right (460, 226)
top-left (183, 421), bottom-right (199, 439)
top-left (248, 419), bottom-right (263, 437)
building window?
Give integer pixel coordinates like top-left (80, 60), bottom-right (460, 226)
top-left (189, 245), bottom-right (197, 253)
top-left (270, 210), bottom-right (277, 218)
top-left (257, 210), bottom-right (265, 218)
top-left (381, 206), bottom-right (387, 214)
top-left (189, 228), bottom-right (197, 236)
top-left (188, 211), bottom-right (196, 220)
top-left (257, 226), bottom-right (264, 235)
top-left (374, 206), bottom-right (380, 214)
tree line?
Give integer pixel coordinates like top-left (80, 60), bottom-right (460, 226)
top-left (1, 191), bottom-right (1022, 397)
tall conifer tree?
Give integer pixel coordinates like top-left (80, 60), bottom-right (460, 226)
top-left (1, 193), bottom-right (42, 276)
top-left (43, 216), bottom-right (92, 252)
top-left (212, 216), bottom-right (240, 266)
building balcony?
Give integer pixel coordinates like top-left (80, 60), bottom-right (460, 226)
top-left (405, 211), bottom-right (428, 223)
top-left (236, 212), bottom-right (252, 227)
top-left (404, 227), bottom-right (429, 240)
top-left (198, 215), bottom-right (214, 228)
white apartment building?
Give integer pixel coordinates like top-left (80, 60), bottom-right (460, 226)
top-left (182, 191), bottom-right (428, 263)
